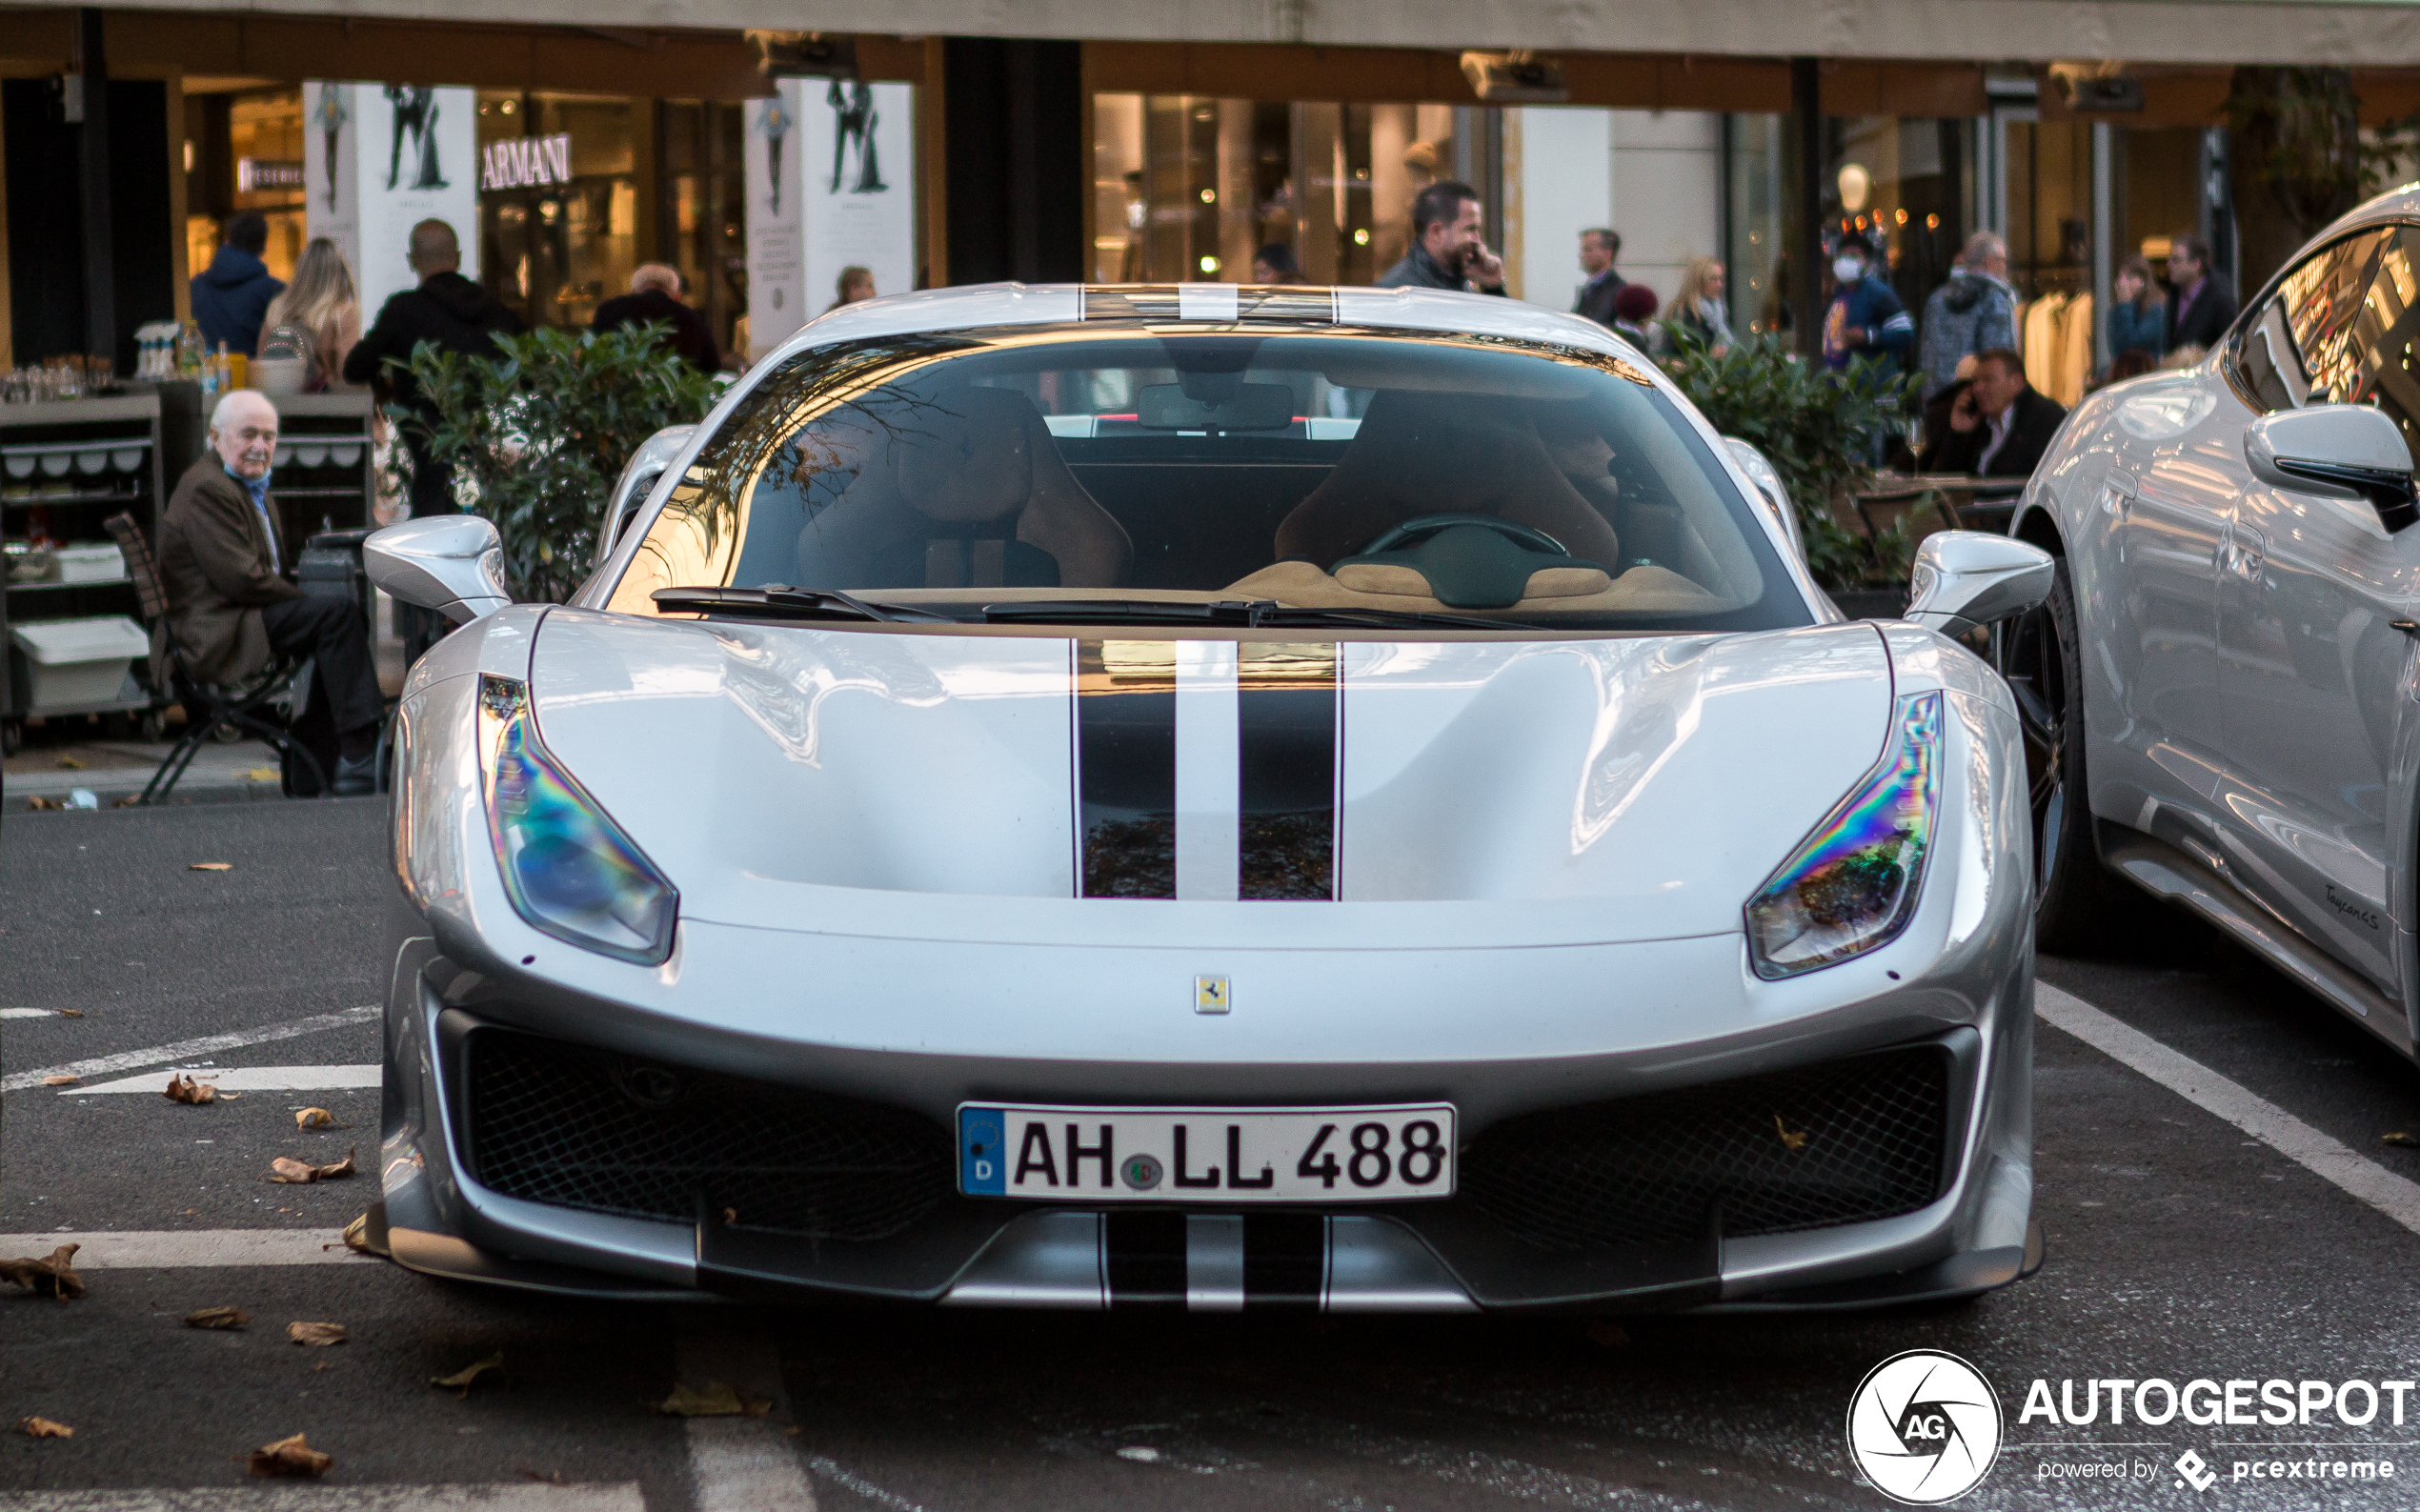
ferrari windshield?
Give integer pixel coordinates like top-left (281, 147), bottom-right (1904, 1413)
top-left (605, 324), bottom-right (1809, 633)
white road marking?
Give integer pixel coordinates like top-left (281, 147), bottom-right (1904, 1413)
top-left (2038, 981), bottom-right (2420, 1240)
top-left (1, 1006), bottom-right (376, 1092)
top-left (3, 1006), bottom-right (58, 1018)
top-left (0, 1230), bottom-right (371, 1267)
top-left (681, 1336), bottom-right (817, 1512)
top-left (801, 1458), bottom-right (935, 1512)
top-left (0, 1485), bottom-right (644, 1510)
top-left (69, 1063), bottom-right (381, 1095)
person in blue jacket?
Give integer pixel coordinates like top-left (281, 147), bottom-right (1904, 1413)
top-left (190, 212), bottom-right (285, 357)
top-left (1821, 232), bottom-right (1914, 374)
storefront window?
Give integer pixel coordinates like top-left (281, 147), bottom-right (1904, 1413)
top-left (658, 102), bottom-right (749, 361)
top-left (1092, 94), bottom-right (1454, 285)
top-left (477, 91), bottom-right (642, 330)
top-left (187, 89), bottom-right (307, 285)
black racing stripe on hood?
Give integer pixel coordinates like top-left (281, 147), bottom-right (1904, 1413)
top-left (1239, 642), bottom-right (1338, 900)
top-left (1077, 640), bottom-right (1177, 898)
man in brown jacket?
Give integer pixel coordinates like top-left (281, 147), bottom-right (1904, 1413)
top-left (159, 390), bottom-right (382, 796)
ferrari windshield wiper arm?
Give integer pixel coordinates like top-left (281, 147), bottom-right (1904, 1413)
top-left (652, 586), bottom-right (956, 623)
top-left (982, 598), bottom-right (1507, 631)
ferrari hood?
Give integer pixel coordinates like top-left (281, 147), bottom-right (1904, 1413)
top-left (524, 612), bottom-right (1895, 944)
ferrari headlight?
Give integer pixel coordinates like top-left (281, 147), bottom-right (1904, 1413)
top-left (476, 674), bottom-right (678, 963)
top-left (1744, 692), bottom-right (1941, 979)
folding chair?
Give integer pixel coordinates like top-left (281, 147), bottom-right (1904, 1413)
top-left (103, 513), bottom-right (326, 805)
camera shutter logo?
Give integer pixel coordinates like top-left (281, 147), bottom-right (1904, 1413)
top-left (1845, 1350), bottom-right (2003, 1504)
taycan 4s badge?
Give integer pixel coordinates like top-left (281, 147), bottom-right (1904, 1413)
top-left (1846, 1350), bottom-right (2003, 1504)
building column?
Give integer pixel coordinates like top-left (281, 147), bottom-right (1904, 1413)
top-left (74, 7), bottom-right (116, 367)
top-left (1790, 56), bottom-right (1823, 361)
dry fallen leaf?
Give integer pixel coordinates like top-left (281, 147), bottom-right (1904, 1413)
top-left (0, 1245), bottom-right (84, 1300)
top-left (287, 1320), bottom-right (348, 1347)
top-left (1773, 1114), bottom-right (1809, 1152)
top-left (433, 1350), bottom-right (507, 1396)
top-left (294, 1108), bottom-right (340, 1131)
top-left (112, 796), bottom-right (138, 808)
top-left (24, 796), bottom-right (61, 811)
top-left (41, 1075), bottom-right (79, 1087)
top-left (188, 862), bottom-right (232, 872)
top-left (57, 756), bottom-right (86, 770)
top-left (185, 1305), bottom-right (251, 1330)
top-left (244, 766), bottom-right (280, 781)
top-left (270, 1148), bottom-right (356, 1185)
top-left (18, 1417), bottom-right (72, 1439)
top-left (655, 1380), bottom-right (771, 1418)
top-left (56, 1009), bottom-right (83, 1018)
top-left (2383, 1132), bottom-right (2420, 1148)
top-left (248, 1432), bottom-right (333, 1478)
top-left (165, 1073), bottom-right (218, 1105)
top-left (335, 1212), bottom-right (389, 1259)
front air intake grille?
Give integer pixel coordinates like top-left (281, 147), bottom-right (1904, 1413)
top-left (1461, 1046), bottom-right (1952, 1253)
top-left (463, 1030), bottom-right (954, 1242)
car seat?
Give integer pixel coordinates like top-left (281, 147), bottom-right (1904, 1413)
top-left (1271, 391), bottom-right (1621, 569)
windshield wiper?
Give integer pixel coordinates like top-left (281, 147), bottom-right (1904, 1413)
top-left (652, 585), bottom-right (957, 623)
top-left (980, 598), bottom-right (1508, 631)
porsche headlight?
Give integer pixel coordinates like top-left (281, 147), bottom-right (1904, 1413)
top-left (476, 675), bottom-right (677, 963)
top-left (1744, 692), bottom-right (1941, 979)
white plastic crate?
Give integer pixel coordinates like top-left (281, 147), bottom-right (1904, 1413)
top-left (54, 543), bottom-right (124, 584)
top-left (9, 615), bottom-right (149, 709)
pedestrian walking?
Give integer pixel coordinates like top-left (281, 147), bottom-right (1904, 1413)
top-left (2107, 254), bottom-right (2168, 370)
top-left (593, 264), bottom-right (721, 375)
top-left (191, 212), bottom-right (286, 359)
top-left (258, 237), bottom-right (362, 390)
top-left (1573, 229), bottom-right (1623, 327)
top-left (1375, 181), bottom-right (1506, 295)
top-left (1917, 232), bottom-right (2017, 400)
top-left (1611, 283), bottom-right (1661, 353)
top-left (1664, 256), bottom-right (1732, 355)
top-left (2165, 232), bottom-right (2236, 355)
top-left (1822, 233), bottom-right (1915, 374)
top-left (1252, 244), bottom-right (1304, 285)
top-left (341, 218), bottom-right (523, 518)
top-left (827, 265), bottom-right (877, 312)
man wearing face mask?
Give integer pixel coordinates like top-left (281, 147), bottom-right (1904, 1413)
top-left (159, 390), bottom-right (385, 796)
top-left (1821, 232), bottom-right (1914, 374)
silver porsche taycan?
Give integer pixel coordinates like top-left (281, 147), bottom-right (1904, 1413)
top-left (363, 283), bottom-right (2048, 1311)
top-left (2005, 187), bottom-right (2420, 1064)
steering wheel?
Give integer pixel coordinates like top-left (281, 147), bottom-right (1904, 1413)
top-left (1345, 514), bottom-right (1574, 568)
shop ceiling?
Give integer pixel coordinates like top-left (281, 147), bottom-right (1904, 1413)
top-left (3, 6), bottom-right (2418, 118)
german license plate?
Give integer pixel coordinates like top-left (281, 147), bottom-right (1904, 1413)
top-left (957, 1103), bottom-right (1457, 1201)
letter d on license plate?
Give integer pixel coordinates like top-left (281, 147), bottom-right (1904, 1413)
top-left (957, 1104), bottom-right (1456, 1201)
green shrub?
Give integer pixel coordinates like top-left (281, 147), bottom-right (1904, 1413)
top-left (1661, 330), bottom-right (1919, 590)
top-left (382, 324), bottom-right (718, 603)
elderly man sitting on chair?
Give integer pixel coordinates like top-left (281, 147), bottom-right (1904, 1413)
top-left (160, 391), bottom-right (383, 796)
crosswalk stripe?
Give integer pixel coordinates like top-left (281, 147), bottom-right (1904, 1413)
top-left (681, 1337), bottom-right (817, 1512)
top-left (69, 1064), bottom-right (381, 1095)
top-left (0, 1230), bottom-right (371, 1268)
top-left (2, 1006), bottom-right (377, 1092)
top-left (0, 1484), bottom-right (645, 1510)
top-left (3, 1007), bottom-right (59, 1018)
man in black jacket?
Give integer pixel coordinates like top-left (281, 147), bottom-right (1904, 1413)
top-left (342, 218), bottom-right (524, 516)
top-left (591, 264), bottom-right (721, 375)
top-left (1376, 181), bottom-right (1507, 295)
top-left (1572, 228), bottom-right (1623, 327)
top-left (1918, 349), bottom-right (2067, 478)
top-left (2165, 232), bottom-right (2239, 354)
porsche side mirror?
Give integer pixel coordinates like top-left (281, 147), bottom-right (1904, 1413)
top-left (1904, 531), bottom-right (2054, 638)
top-left (366, 515), bottom-right (511, 625)
top-left (595, 424), bottom-right (696, 566)
top-left (1723, 437), bottom-right (1805, 562)
top-left (2246, 405), bottom-right (2419, 532)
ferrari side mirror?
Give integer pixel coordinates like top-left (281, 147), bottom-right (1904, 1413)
top-left (1723, 437), bottom-right (1805, 562)
top-left (2246, 405), bottom-right (2419, 532)
top-left (366, 514), bottom-right (511, 625)
top-left (1905, 531), bottom-right (2054, 638)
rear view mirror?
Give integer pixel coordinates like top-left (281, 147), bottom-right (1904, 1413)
top-left (366, 515), bottom-right (510, 625)
top-left (2245, 404), bottom-right (2419, 532)
top-left (1904, 531), bottom-right (2054, 638)
top-left (1137, 382), bottom-right (1296, 432)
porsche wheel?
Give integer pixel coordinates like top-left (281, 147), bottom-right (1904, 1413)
top-left (1998, 553), bottom-right (2125, 952)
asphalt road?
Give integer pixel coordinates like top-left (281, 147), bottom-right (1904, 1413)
top-left (6, 798), bottom-right (2420, 1510)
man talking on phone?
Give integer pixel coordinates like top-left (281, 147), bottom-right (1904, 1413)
top-left (1918, 348), bottom-right (2068, 478)
top-left (1377, 181), bottom-right (1508, 295)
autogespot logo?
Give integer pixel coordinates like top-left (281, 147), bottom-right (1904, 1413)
top-left (1847, 1350), bottom-right (2005, 1504)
